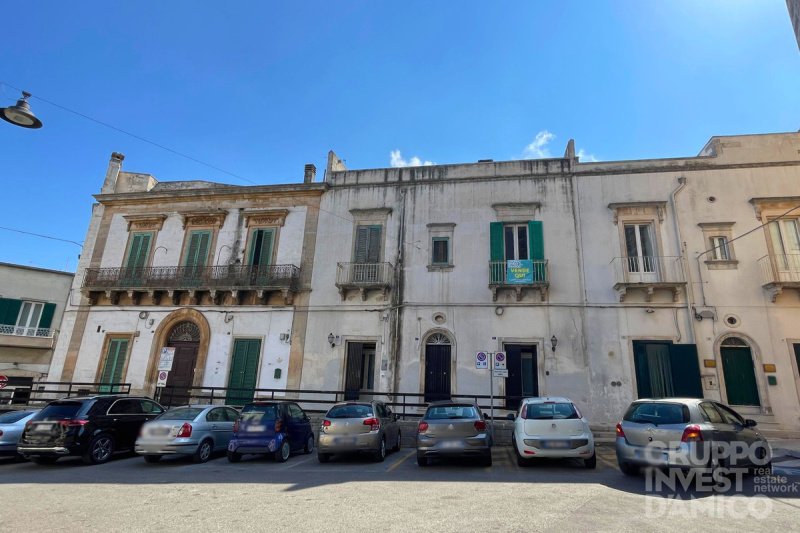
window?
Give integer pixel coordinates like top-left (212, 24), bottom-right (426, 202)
top-left (344, 342), bottom-right (377, 400)
top-left (327, 404), bottom-right (373, 418)
top-left (710, 236), bottom-right (731, 261)
top-left (375, 402), bottom-right (388, 418)
top-left (98, 337), bottom-right (130, 393)
top-left (699, 403), bottom-right (724, 424)
top-left (354, 225), bottom-right (382, 264)
top-left (432, 237), bottom-right (450, 265)
top-left (161, 407), bottom-right (204, 420)
top-left (624, 223), bottom-right (655, 272)
top-left (224, 408), bottom-right (240, 422)
top-left (769, 218), bottom-right (800, 273)
top-left (504, 224), bottom-right (529, 261)
top-left (140, 400), bottom-right (164, 414)
top-left (288, 404), bottom-right (306, 420)
top-left (124, 232), bottom-right (153, 270)
top-left (715, 403), bottom-right (745, 426)
top-left (524, 402), bottom-right (579, 420)
top-left (623, 402), bottom-right (689, 425)
top-left (183, 230), bottom-right (212, 269)
top-left (108, 399), bottom-right (143, 415)
top-left (0, 298), bottom-right (55, 336)
top-left (248, 228), bottom-right (275, 267)
top-left (425, 404), bottom-right (478, 420)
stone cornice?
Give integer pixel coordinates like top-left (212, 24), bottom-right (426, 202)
top-left (244, 209), bottom-right (290, 227)
top-left (179, 211), bottom-right (227, 230)
top-left (94, 183), bottom-right (327, 206)
top-left (122, 214), bottom-right (167, 232)
top-left (608, 202), bottom-right (667, 225)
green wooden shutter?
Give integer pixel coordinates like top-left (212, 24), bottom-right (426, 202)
top-left (367, 226), bottom-right (381, 263)
top-left (125, 233), bottom-right (152, 269)
top-left (184, 230), bottom-right (211, 267)
top-left (490, 222), bottom-right (504, 262)
top-left (354, 226), bottom-right (370, 263)
top-left (226, 339), bottom-right (261, 404)
top-left (99, 339), bottom-right (129, 393)
top-left (39, 303), bottom-right (56, 329)
top-left (528, 221), bottom-right (544, 261)
top-left (0, 298), bottom-right (23, 326)
top-left (249, 229), bottom-right (274, 266)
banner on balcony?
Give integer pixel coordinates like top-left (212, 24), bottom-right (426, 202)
top-left (506, 260), bottom-right (534, 284)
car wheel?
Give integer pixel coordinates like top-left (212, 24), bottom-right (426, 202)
top-left (304, 434), bottom-right (315, 454)
top-left (275, 439), bottom-right (291, 463)
top-left (143, 455), bottom-right (162, 464)
top-left (618, 461), bottom-right (639, 476)
top-left (227, 451), bottom-right (242, 463)
top-left (31, 456), bottom-right (58, 465)
top-left (417, 454), bottom-right (428, 467)
top-left (193, 439), bottom-right (213, 464)
top-left (317, 453), bottom-right (331, 463)
top-left (392, 430), bottom-right (401, 452)
top-left (374, 437), bottom-right (386, 462)
top-left (516, 453), bottom-right (529, 467)
top-left (584, 452), bottom-right (597, 469)
top-left (83, 434), bottom-right (114, 465)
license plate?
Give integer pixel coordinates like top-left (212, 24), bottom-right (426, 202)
top-left (32, 423), bottom-right (54, 433)
top-left (246, 425), bottom-right (266, 432)
top-left (336, 437), bottom-right (357, 445)
top-left (541, 440), bottom-right (570, 449)
top-left (151, 427), bottom-right (170, 436)
top-left (441, 440), bottom-right (461, 449)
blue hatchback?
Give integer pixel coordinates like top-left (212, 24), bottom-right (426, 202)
top-left (227, 401), bottom-right (314, 463)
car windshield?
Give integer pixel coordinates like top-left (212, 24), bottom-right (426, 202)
top-left (327, 404), bottom-right (373, 419)
top-left (240, 404), bottom-right (279, 423)
top-left (157, 407), bottom-right (204, 421)
top-left (34, 402), bottom-right (84, 421)
top-left (426, 405), bottom-right (478, 419)
top-left (624, 402), bottom-right (688, 425)
top-left (0, 410), bottom-right (35, 424)
top-left (525, 403), bottom-right (579, 420)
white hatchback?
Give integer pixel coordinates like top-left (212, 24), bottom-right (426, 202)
top-left (510, 397), bottom-right (595, 468)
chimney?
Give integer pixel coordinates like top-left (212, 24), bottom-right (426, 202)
top-left (304, 163), bottom-right (317, 183)
top-left (101, 152), bottom-right (125, 194)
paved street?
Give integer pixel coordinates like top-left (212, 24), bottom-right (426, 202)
top-left (1, 444), bottom-right (798, 532)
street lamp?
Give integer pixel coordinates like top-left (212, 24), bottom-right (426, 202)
top-left (1, 91), bottom-right (43, 129)
top-left (550, 335), bottom-right (558, 353)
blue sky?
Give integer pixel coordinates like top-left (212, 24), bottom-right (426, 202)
top-left (2, 1), bottom-right (798, 271)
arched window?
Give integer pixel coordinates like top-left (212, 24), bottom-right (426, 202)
top-left (721, 337), bottom-right (748, 348)
top-left (168, 321), bottom-right (200, 343)
top-left (426, 333), bottom-right (451, 345)
top-left (424, 331), bottom-right (452, 401)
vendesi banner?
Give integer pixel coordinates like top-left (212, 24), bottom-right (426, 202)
top-left (506, 259), bottom-right (534, 283)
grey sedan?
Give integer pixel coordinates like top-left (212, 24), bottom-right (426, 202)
top-left (317, 401), bottom-right (401, 463)
top-left (0, 410), bottom-right (39, 460)
top-left (416, 401), bottom-right (492, 467)
top-left (135, 405), bottom-right (239, 463)
top-left (615, 398), bottom-right (771, 475)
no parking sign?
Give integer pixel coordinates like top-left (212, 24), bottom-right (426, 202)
top-left (156, 371), bottom-right (169, 387)
top-left (493, 352), bottom-right (506, 370)
top-left (475, 352), bottom-right (488, 369)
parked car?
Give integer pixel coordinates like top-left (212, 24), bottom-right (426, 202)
top-left (317, 401), bottom-right (401, 463)
top-left (510, 397), bottom-right (595, 468)
top-left (136, 404), bottom-right (239, 464)
top-left (416, 401), bottom-right (492, 467)
top-left (0, 409), bottom-right (40, 460)
top-left (18, 396), bottom-right (164, 465)
top-left (615, 398), bottom-right (772, 476)
top-left (227, 401), bottom-right (314, 463)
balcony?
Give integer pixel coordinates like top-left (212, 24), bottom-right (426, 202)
top-left (611, 256), bottom-right (685, 302)
top-left (0, 325), bottom-right (56, 349)
top-left (82, 265), bottom-right (300, 306)
top-left (335, 262), bottom-right (395, 301)
top-left (489, 260), bottom-right (549, 302)
top-left (758, 254), bottom-right (800, 302)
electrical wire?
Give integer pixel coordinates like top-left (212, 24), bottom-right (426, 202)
top-left (0, 225), bottom-right (83, 247)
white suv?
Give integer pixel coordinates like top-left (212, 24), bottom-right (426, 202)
top-left (510, 397), bottom-right (595, 468)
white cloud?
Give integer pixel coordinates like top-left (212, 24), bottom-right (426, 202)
top-left (576, 148), bottom-right (599, 162)
top-left (521, 130), bottom-right (555, 159)
top-left (390, 150), bottom-right (435, 168)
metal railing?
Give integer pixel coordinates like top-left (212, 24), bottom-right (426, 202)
top-left (335, 262), bottom-right (395, 286)
top-left (0, 325), bottom-right (54, 338)
top-left (154, 385), bottom-right (522, 420)
top-left (0, 381), bottom-right (131, 406)
top-left (489, 260), bottom-right (548, 285)
top-left (611, 256), bottom-right (684, 284)
top-left (83, 264), bottom-right (300, 291)
top-left (758, 254), bottom-right (800, 284)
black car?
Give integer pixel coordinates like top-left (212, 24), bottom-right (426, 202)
top-left (18, 396), bottom-right (164, 465)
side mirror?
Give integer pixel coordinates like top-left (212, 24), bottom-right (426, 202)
top-left (744, 419), bottom-right (757, 428)
top-left (483, 413), bottom-right (489, 420)
top-left (506, 413), bottom-right (515, 421)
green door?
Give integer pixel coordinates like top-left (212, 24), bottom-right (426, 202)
top-left (183, 230), bottom-right (211, 285)
top-left (99, 338), bottom-right (129, 393)
top-left (226, 339), bottom-right (262, 405)
top-left (721, 347), bottom-right (760, 406)
top-left (124, 233), bottom-right (152, 285)
top-left (249, 229), bottom-right (274, 284)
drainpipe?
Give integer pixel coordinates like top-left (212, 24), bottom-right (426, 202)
top-left (670, 176), bottom-right (695, 344)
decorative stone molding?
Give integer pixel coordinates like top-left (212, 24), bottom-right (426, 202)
top-left (491, 203), bottom-right (541, 221)
top-left (749, 197), bottom-right (800, 221)
top-left (608, 202), bottom-right (666, 225)
top-left (350, 207), bottom-right (392, 224)
top-left (244, 209), bottom-right (289, 227)
top-left (426, 223), bottom-right (457, 229)
top-left (180, 211), bottom-right (227, 229)
top-left (123, 214), bottom-right (167, 232)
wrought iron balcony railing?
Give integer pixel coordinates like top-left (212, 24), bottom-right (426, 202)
top-left (83, 264), bottom-right (300, 291)
top-left (0, 324), bottom-right (54, 338)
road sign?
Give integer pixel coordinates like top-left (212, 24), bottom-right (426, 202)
top-left (493, 351), bottom-right (506, 370)
top-left (156, 371), bottom-right (169, 387)
top-left (493, 369), bottom-right (509, 378)
top-left (0, 375), bottom-right (7, 389)
top-left (158, 347), bottom-right (175, 371)
top-left (475, 352), bottom-right (489, 369)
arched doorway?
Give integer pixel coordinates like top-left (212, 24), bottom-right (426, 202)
top-left (720, 337), bottom-right (760, 407)
top-left (424, 332), bottom-right (452, 402)
top-left (163, 321), bottom-right (200, 406)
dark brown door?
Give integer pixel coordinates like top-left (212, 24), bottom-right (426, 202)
top-left (164, 341), bottom-right (198, 407)
top-left (424, 344), bottom-right (451, 402)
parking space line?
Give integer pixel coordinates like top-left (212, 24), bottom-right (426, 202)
top-left (387, 450), bottom-right (414, 472)
top-left (281, 456), bottom-right (315, 469)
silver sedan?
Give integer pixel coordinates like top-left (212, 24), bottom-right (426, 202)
top-left (0, 410), bottom-right (40, 460)
top-left (135, 405), bottom-right (239, 463)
